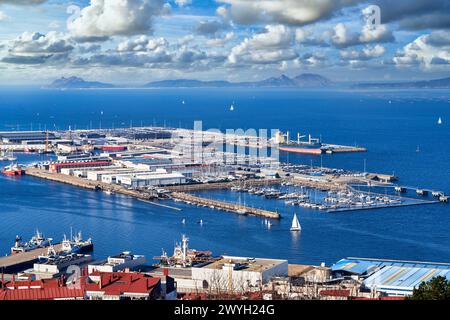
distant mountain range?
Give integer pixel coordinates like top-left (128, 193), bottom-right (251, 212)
top-left (46, 74), bottom-right (450, 89)
top-left (353, 77), bottom-right (450, 89)
top-left (144, 73), bottom-right (334, 88)
top-left (46, 76), bottom-right (114, 89)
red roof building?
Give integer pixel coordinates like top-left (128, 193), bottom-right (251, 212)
top-left (0, 278), bottom-right (84, 300)
top-left (85, 271), bottom-right (161, 300)
top-left (1, 271), bottom-right (166, 301)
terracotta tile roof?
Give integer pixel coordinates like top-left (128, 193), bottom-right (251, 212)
top-left (85, 272), bottom-right (160, 296)
top-left (0, 287), bottom-right (84, 300)
top-left (319, 289), bottom-right (351, 297)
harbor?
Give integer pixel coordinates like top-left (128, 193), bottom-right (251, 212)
top-left (1, 121), bottom-right (449, 273)
top-left (0, 126), bottom-right (446, 223)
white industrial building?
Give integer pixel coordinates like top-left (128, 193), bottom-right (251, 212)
top-left (117, 172), bottom-right (186, 188)
top-left (88, 252), bottom-right (146, 274)
top-left (191, 256), bottom-right (288, 293)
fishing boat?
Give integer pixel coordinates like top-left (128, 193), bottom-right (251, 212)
top-left (60, 230), bottom-right (93, 254)
top-left (290, 213), bottom-right (301, 231)
top-left (2, 163), bottom-right (25, 176)
top-left (11, 230), bottom-right (53, 254)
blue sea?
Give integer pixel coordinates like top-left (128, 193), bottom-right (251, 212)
top-left (0, 88), bottom-right (449, 265)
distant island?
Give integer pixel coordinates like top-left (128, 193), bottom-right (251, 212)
top-left (46, 74), bottom-right (450, 89)
top-left (144, 73), bottom-right (334, 88)
top-left (46, 76), bottom-right (115, 89)
top-left (353, 77), bottom-right (450, 89)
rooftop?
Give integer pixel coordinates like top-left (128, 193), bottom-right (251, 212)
top-left (197, 256), bottom-right (287, 273)
top-left (86, 272), bottom-right (160, 296)
top-left (332, 257), bottom-right (450, 295)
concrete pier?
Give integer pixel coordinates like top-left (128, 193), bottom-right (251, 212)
top-left (171, 192), bottom-right (281, 219)
top-left (0, 244), bottom-right (63, 273)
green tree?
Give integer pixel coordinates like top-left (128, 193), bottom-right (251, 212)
top-left (409, 276), bottom-right (450, 300)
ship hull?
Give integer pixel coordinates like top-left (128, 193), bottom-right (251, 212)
top-left (279, 146), bottom-right (323, 155)
top-left (2, 170), bottom-right (25, 176)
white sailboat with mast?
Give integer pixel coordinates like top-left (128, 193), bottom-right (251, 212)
top-left (290, 213), bottom-right (301, 231)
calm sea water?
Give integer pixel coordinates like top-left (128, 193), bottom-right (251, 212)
top-left (0, 88), bottom-right (449, 265)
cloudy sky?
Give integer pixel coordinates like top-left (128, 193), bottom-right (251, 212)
top-left (0, 0), bottom-right (449, 85)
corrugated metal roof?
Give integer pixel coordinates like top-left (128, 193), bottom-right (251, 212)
top-left (332, 257), bottom-right (450, 275)
top-left (363, 265), bottom-right (450, 294)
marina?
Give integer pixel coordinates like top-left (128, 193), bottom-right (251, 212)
top-left (0, 88), bottom-right (449, 272)
top-left (0, 125), bottom-right (445, 225)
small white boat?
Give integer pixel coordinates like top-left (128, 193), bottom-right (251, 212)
top-left (438, 117), bottom-right (443, 125)
top-left (290, 213), bottom-right (301, 232)
top-left (181, 218), bottom-right (186, 224)
top-left (230, 104), bottom-right (234, 111)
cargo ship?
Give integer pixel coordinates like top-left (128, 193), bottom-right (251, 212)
top-left (275, 131), bottom-right (324, 155)
top-left (2, 164), bottom-right (25, 176)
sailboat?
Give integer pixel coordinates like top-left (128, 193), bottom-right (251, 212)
top-left (230, 103), bottom-right (234, 111)
top-left (290, 213), bottom-right (301, 231)
top-left (181, 218), bottom-right (186, 224)
top-left (438, 117), bottom-right (443, 125)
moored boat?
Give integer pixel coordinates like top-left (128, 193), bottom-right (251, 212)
top-left (11, 230), bottom-right (53, 254)
top-left (2, 164), bottom-right (25, 176)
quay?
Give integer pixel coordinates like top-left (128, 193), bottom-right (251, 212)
top-left (26, 168), bottom-right (159, 200)
top-left (171, 192), bottom-right (281, 219)
top-left (26, 168), bottom-right (280, 218)
top-left (0, 244), bottom-right (63, 273)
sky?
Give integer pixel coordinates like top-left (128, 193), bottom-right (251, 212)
top-left (0, 0), bottom-right (449, 85)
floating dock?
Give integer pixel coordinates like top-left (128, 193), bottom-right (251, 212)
top-left (171, 192), bottom-right (281, 219)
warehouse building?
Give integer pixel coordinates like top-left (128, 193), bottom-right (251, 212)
top-left (191, 256), bottom-right (288, 293)
top-left (0, 131), bottom-right (56, 143)
top-left (332, 257), bottom-right (450, 296)
top-left (88, 252), bottom-right (146, 274)
top-left (117, 172), bottom-right (186, 188)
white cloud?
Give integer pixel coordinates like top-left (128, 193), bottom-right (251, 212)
top-left (331, 22), bottom-right (394, 48)
top-left (340, 45), bottom-right (385, 61)
top-left (1, 31), bottom-right (73, 64)
top-left (394, 31), bottom-right (450, 68)
top-left (117, 36), bottom-right (168, 52)
top-left (206, 32), bottom-right (235, 46)
top-left (228, 25), bottom-right (297, 64)
top-left (359, 24), bottom-right (394, 44)
top-left (67, 0), bottom-right (168, 41)
top-left (216, 0), bottom-right (358, 26)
